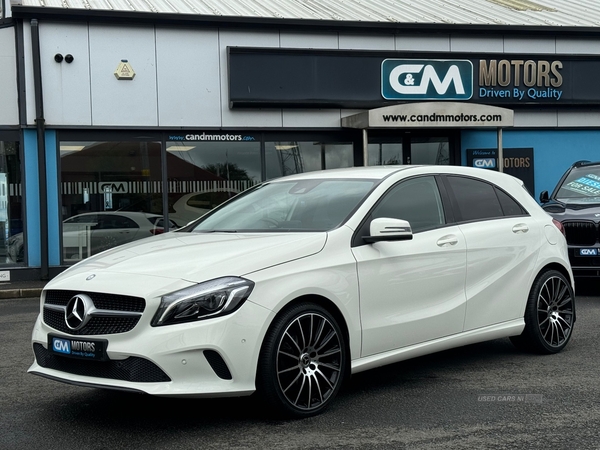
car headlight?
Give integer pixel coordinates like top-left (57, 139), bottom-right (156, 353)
top-left (151, 277), bottom-right (254, 326)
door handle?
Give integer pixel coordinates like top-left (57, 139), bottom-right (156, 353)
top-left (437, 235), bottom-right (458, 247)
top-left (512, 223), bottom-right (529, 234)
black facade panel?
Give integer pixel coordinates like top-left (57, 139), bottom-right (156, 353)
top-left (228, 48), bottom-right (382, 108)
top-left (228, 47), bottom-right (600, 109)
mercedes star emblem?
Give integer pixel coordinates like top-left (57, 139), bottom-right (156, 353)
top-left (65, 294), bottom-right (93, 330)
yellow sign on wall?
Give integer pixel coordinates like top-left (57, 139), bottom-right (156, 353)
top-left (114, 60), bottom-right (135, 80)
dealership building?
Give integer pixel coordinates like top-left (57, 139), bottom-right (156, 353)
top-left (1, 0), bottom-right (600, 280)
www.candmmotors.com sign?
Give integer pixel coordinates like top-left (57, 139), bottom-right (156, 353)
top-left (381, 59), bottom-right (473, 101)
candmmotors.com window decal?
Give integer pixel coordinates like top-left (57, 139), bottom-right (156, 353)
top-left (168, 133), bottom-right (257, 142)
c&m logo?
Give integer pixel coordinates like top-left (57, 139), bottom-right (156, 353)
top-left (382, 59), bottom-right (473, 101)
top-left (473, 158), bottom-right (496, 169)
top-left (52, 337), bottom-right (71, 354)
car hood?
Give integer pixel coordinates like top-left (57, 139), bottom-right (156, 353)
top-left (543, 199), bottom-right (600, 221)
top-left (50, 232), bottom-right (327, 286)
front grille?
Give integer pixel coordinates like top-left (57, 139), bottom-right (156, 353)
top-left (43, 290), bottom-right (146, 336)
top-left (44, 309), bottom-right (141, 335)
top-left (45, 290), bottom-right (145, 312)
top-left (563, 221), bottom-right (598, 246)
top-left (33, 343), bottom-right (170, 383)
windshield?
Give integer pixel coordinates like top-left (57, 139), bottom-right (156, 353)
top-left (191, 179), bottom-right (376, 232)
top-left (556, 167), bottom-right (600, 203)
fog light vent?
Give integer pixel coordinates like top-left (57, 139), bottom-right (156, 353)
top-left (204, 350), bottom-right (232, 380)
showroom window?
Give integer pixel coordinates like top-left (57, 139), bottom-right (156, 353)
top-left (265, 141), bottom-right (353, 180)
top-left (0, 138), bottom-right (23, 265)
top-left (166, 135), bottom-right (261, 227)
top-left (60, 140), bottom-right (162, 262)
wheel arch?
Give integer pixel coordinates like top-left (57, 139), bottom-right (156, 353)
top-left (535, 262), bottom-right (576, 322)
top-left (539, 262), bottom-right (572, 283)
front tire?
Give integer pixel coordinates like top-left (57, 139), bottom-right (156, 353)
top-left (257, 303), bottom-right (347, 418)
top-left (510, 269), bottom-right (575, 354)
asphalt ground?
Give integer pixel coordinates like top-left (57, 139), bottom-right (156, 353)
top-left (0, 279), bottom-right (598, 449)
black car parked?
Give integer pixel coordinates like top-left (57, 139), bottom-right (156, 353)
top-left (541, 160), bottom-right (600, 277)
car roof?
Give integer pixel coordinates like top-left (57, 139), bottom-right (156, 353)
top-left (267, 165), bottom-right (414, 182)
top-left (267, 165), bottom-right (523, 185)
top-left (571, 160), bottom-right (600, 168)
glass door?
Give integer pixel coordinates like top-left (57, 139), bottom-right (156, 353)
top-left (367, 131), bottom-right (457, 166)
top-left (411, 136), bottom-right (450, 165)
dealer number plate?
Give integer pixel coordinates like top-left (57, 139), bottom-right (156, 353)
top-left (48, 335), bottom-right (107, 360)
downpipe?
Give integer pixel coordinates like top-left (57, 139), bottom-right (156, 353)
top-left (31, 19), bottom-right (49, 280)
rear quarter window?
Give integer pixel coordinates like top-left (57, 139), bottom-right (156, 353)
top-left (446, 175), bottom-right (527, 222)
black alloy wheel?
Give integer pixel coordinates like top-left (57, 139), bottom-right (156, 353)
top-left (510, 269), bottom-right (575, 354)
top-left (257, 302), bottom-right (347, 418)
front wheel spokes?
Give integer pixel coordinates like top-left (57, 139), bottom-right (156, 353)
top-left (276, 312), bottom-right (342, 410)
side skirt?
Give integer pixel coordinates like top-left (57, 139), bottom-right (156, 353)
top-left (351, 319), bottom-right (525, 374)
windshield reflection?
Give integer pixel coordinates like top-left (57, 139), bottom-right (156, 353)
top-left (191, 179), bottom-right (376, 232)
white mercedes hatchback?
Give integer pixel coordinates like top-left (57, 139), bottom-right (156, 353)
top-left (29, 165), bottom-right (575, 418)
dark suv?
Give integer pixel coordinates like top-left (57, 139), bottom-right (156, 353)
top-left (540, 160), bottom-right (600, 277)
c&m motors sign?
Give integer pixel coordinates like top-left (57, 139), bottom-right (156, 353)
top-left (382, 59), bottom-right (473, 101)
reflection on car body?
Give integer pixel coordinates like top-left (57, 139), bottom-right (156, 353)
top-left (170, 189), bottom-right (239, 227)
top-left (29, 165), bottom-right (575, 418)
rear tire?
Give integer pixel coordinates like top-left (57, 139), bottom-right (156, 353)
top-left (510, 269), bottom-right (575, 354)
top-left (257, 302), bottom-right (347, 418)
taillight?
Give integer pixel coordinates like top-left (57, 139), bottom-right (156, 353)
top-left (150, 228), bottom-right (164, 235)
top-left (552, 219), bottom-right (566, 237)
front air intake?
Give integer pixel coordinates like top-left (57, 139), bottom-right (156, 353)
top-left (204, 350), bottom-right (232, 380)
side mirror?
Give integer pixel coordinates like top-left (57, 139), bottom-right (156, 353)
top-left (363, 218), bottom-right (413, 244)
top-left (539, 190), bottom-right (549, 204)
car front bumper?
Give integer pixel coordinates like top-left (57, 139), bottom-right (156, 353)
top-left (29, 299), bottom-right (274, 397)
top-left (568, 246), bottom-right (600, 277)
